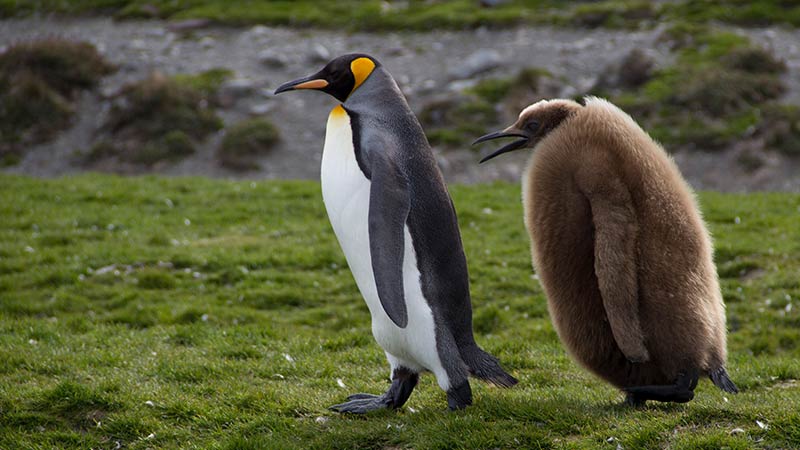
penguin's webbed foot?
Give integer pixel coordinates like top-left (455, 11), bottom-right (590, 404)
top-left (446, 381), bottom-right (473, 411)
top-left (344, 393), bottom-right (381, 401)
top-left (330, 368), bottom-right (419, 414)
top-left (622, 368), bottom-right (699, 406)
top-left (329, 394), bottom-right (393, 414)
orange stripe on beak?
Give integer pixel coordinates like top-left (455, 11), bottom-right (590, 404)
top-left (293, 79), bottom-right (329, 90)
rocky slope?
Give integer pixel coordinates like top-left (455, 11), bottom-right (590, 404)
top-left (1, 17), bottom-right (799, 191)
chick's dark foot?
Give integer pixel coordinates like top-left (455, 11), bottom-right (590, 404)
top-left (624, 392), bottom-right (646, 407)
top-left (623, 368), bottom-right (699, 405)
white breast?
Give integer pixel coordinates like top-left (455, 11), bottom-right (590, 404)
top-left (320, 106), bottom-right (449, 389)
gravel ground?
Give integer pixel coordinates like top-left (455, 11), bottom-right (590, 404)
top-left (2, 17), bottom-right (799, 191)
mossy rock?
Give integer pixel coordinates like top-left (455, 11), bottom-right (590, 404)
top-left (721, 47), bottom-right (787, 75)
top-left (736, 149), bottom-right (766, 173)
top-left (758, 104), bottom-right (800, 156)
top-left (106, 72), bottom-right (222, 141)
top-left (570, 1), bottom-right (657, 28)
top-left (672, 69), bottom-right (784, 116)
top-left (0, 38), bottom-right (115, 97)
top-left (418, 96), bottom-right (498, 148)
top-left (419, 67), bottom-right (557, 148)
top-left (469, 78), bottom-right (514, 104)
top-left (217, 118), bottom-right (280, 171)
top-left (0, 74), bottom-right (73, 145)
top-left (503, 70), bottom-right (563, 120)
top-left (610, 26), bottom-right (791, 153)
top-left (84, 72), bottom-right (223, 167)
top-left (172, 68), bottom-right (233, 103)
top-left (657, 22), bottom-right (710, 50)
top-left (0, 38), bottom-right (114, 163)
top-left (131, 130), bottom-right (196, 166)
top-left (81, 140), bottom-right (119, 165)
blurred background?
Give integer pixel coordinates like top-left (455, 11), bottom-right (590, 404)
top-left (2, 0), bottom-right (799, 191)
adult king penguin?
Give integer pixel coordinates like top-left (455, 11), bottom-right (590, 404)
top-left (474, 97), bottom-right (738, 405)
top-left (275, 54), bottom-right (517, 413)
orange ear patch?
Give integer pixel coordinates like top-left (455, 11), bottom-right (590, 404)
top-left (350, 57), bottom-right (376, 93)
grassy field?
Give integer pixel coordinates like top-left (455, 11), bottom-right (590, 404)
top-left (0, 174), bottom-right (799, 449)
top-left (2, 0), bottom-right (800, 29)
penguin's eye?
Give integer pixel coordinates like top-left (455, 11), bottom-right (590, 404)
top-left (526, 120), bottom-right (540, 132)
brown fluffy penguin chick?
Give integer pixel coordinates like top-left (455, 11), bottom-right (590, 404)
top-left (474, 97), bottom-right (738, 405)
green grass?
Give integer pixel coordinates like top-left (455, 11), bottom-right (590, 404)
top-left (0, 174), bottom-right (799, 449)
top-left (2, 0), bottom-right (799, 29)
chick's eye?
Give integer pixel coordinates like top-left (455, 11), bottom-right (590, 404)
top-left (526, 120), bottom-right (540, 132)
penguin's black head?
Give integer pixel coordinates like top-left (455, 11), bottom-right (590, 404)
top-left (473, 99), bottom-right (581, 163)
top-left (274, 53), bottom-right (381, 103)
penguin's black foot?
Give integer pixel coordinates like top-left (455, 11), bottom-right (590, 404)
top-left (329, 394), bottom-right (392, 414)
top-left (623, 368), bottom-right (699, 405)
top-left (330, 368), bottom-right (419, 414)
top-left (623, 392), bottom-right (646, 407)
top-left (446, 381), bottom-right (473, 411)
top-left (343, 393), bottom-right (381, 401)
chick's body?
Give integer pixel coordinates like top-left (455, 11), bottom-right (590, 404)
top-left (522, 98), bottom-right (728, 389)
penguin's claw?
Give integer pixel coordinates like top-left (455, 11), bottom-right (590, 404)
top-left (329, 395), bottom-right (391, 414)
top-left (624, 393), bottom-right (646, 407)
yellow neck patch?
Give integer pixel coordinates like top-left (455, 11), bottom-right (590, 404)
top-left (330, 104), bottom-right (347, 117)
top-left (350, 57), bottom-right (376, 94)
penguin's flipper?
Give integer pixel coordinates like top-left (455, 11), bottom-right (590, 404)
top-left (368, 151), bottom-right (411, 328)
top-left (578, 168), bottom-right (649, 363)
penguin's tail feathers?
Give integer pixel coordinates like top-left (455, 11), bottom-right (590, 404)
top-left (709, 366), bottom-right (739, 394)
top-left (463, 346), bottom-right (518, 388)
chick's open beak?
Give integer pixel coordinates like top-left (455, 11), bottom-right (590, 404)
top-left (472, 129), bottom-right (529, 163)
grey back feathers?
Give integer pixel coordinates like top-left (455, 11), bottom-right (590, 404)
top-left (345, 67), bottom-right (471, 336)
top-left (345, 67), bottom-right (517, 389)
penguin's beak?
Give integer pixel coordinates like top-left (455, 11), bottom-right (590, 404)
top-left (274, 73), bottom-right (329, 94)
top-left (472, 128), bottom-right (530, 163)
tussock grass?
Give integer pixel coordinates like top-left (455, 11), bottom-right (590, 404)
top-left (419, 68), bottom-right (556, 148)
top-left (604, 26), bottom-right (799, 155)
top-left (0, 174), bottom-right (799, 449)
top-left (0, 38), bottom-right (114, 165)
top-left (218, 118), bottom-right (280, 171)
top-left (422, 24), bottom-right (800, 161)
top-left (85, 71), bottom-right (224, 167)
